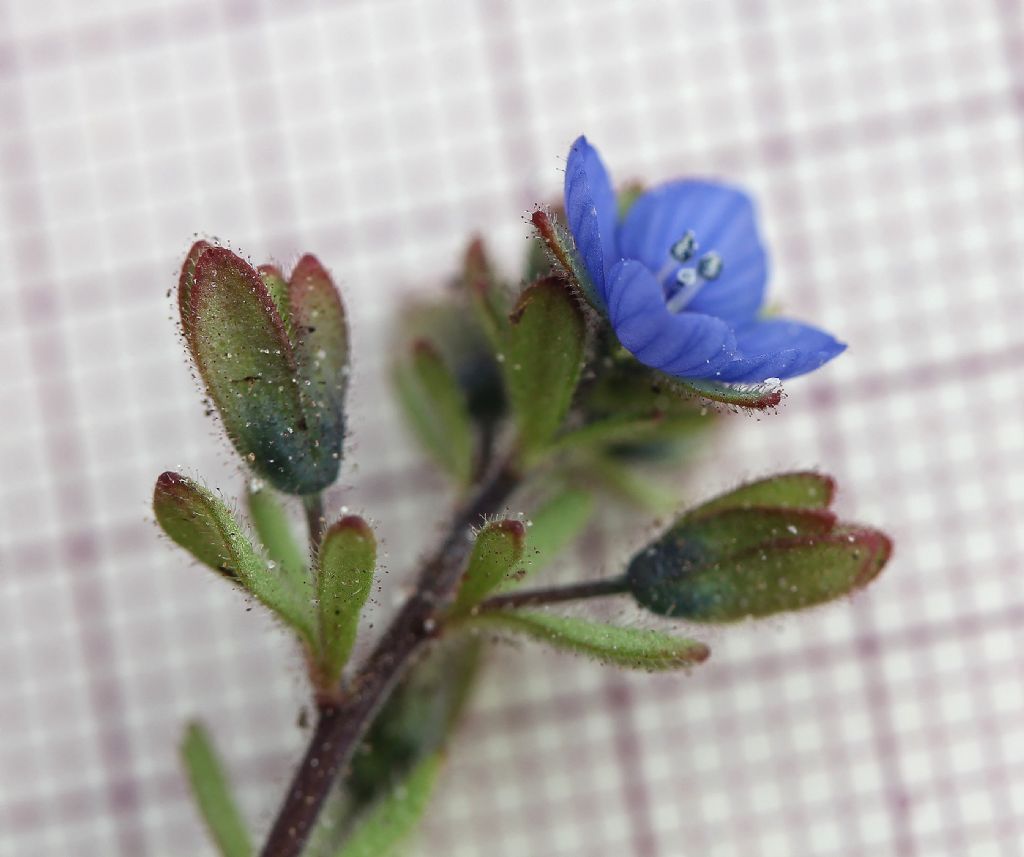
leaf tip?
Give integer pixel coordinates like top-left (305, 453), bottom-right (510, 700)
top-left (325, 514), bottom-right (374, 543)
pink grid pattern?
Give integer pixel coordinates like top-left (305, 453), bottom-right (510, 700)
top-left (2, 1), bottom-right (1023, 855)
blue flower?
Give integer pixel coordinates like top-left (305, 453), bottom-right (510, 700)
top-left (563, 136), bottom-right (845, 383)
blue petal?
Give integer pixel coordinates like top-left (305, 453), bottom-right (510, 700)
top-left (707, 318), bottom-right (846, 382)
top-left (564, 136), bottom-right (619, 302)
top-left (606, 260), bottom-right (736, 377)
top-left (618, 179), bottom-right (768, 325)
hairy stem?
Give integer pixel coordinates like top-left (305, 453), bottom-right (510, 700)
top-left (476, 575), bottom-right (629, 612)
top-left (304, 494), bottom-right (325, 554)
top-left (259, 457), bottom-right (521, 857)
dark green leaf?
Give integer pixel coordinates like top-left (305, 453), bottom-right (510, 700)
top-left (180, 722), bottom-right (252, 857)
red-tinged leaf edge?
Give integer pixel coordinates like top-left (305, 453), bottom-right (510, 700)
top-left (530, 209), bottom-right (605, 314)
top-left (323, 513), bottom-right (375, 544)
top-left (184, 245), bottom-right (296, 367)
top-left (178, 240), bottom-right (212, 344)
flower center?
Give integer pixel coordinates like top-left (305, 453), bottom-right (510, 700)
top-left (656, 231), bottom-right (723, 314)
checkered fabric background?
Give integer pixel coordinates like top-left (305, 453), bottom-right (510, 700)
top-left (2, 0), bottom-right (1023, 855)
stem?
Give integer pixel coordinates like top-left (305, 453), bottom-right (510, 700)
top-left (476, 576), bottom-right (628, 612)
top-left (304, 494), bottom-right (325, 554)
top-left (259, 457), bottom-right (521, 857)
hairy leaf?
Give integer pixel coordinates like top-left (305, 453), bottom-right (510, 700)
top-left (504, 277), bottom-right (586, 455)
top-left (450, 520), bottom-right (525, 616)
top-left (468, 611), bottom-right (709, 671)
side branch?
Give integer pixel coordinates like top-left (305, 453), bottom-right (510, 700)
top-left (475, 575), bottom-right (629, 612)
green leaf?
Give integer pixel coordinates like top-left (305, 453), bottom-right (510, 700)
top-left (393, 340), bottom-right (474, 486)
top-left (530, 209), bottom-right (605, 313)
top-left (180, 722), bottom-right (252, 857)
top-left (153, 472), bottom-right (315, 645)
top-left (317, 516), bottom-right (377, 686)
top-left (628, 527), bottom-right (892, 622)
top-left (551, 411), bottom-right (709, 455)
top-left (396, 297), bottom-right (507, 429)
top-left (178, 243), bottom-right (338, 495)
top-left (334, 753), bottom-right (443, 857)
top-left (287, 255), bottom-right (350, 465)
top-left (257, 264), bottom-right (291, 326)
top-left (504, 277), bottom-right (586, 455)
top-left (467, 611), bottom-right (709, 671)
top-left (518, 488), bottom-right (594, 578)
top-left (450, 520), bottom-right (526, 616)
top-left (346, 638), bottom-right (480, 808)
top-left (462, 237), bottom-right (509, 350)
top-left (246, 482), bottom-right (309, 598)
top-left (585, 454), bottom-right (677, 514)
top-left (686, 472), bottom-right (836, 519)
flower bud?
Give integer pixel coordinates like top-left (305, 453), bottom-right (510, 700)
top-left (178, 243), bottom-right (348, 495)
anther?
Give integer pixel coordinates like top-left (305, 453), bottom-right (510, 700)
top-left (697, 252), bottom-right (722, 280)
top-left (670, 231), bottom-right (698, 263)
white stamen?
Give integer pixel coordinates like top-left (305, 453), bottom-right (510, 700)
top-left (675, 267), bottom-right (698, 287)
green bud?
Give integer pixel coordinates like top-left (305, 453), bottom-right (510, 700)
top-left (178, 243), bottom-right (347, 495)
top-left (316, 516), bottom-right (377, 689)
top-left (505, 276), bottom-right (586, 456)
top-left (450, 519), bottom-right (526, 616)
top-left (626, 474), bottom-right (892, 622)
